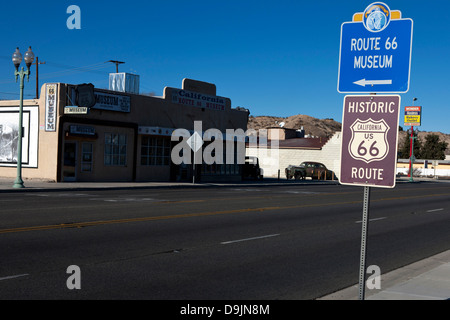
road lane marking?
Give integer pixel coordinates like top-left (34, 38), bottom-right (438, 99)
top-left (0, 274), bottom-right (29, 281)
top-left (0, 206), bottom-right (285, 234)
top-left (221, 234), bottom-right (280, 245)
top-left (355, 217), bottom-right (387, 223)
top-left (1, 192), bottom-right (448, 235)
top-left (426, 208), bottom-right (444, 213)
top-left (4, 190), bottom-right (448, 214)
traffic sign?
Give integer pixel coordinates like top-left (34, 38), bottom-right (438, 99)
top-left (338, 2), bottom-right (413, 93)
top-left (339, 95), bottom-right (401, 188)
top-left (187, 132), bottom-right (204, 152)
top-left (404, 106), bottom-right (421, 126)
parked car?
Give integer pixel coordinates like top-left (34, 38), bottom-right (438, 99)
top-left (242, 156), bottom-right (263, 180)
top-left (285, 162), bottom-right (337, 180)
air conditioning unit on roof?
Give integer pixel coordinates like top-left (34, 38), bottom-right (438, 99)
top-left (109, 73), bottom-right (140, 94)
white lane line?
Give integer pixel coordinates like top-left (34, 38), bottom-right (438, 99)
top-left (355, 217), bottom-right (387, 224)
top-left (0, 274), bottom-right (30, 281)
top-left (221, 234), bottom-right (280, 245)
top-left (426, 208), bottom-right (444, 213)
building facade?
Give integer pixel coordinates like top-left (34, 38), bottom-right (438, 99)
top-left (246, 128), bottom-right (342, 178)
top-left (0, 79), bottom-right (249, 182)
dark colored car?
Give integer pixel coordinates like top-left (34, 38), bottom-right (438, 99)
top-left (242, 156), bottom-right (264, 180)
top-left (285, 162), bottom-right (337, 180)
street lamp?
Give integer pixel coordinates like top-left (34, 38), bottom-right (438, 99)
top-left (12, 47), bottom-right (34, 188)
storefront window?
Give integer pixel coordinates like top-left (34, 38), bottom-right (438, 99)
top-left (105, 133), bottom-right (127, 166)
top-left (81, 143), bottom-right (93, 172)
top-left (141, 137), bottom-right (170, 166)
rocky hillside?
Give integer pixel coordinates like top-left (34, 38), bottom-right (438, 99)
top-left (248, 115), bottom-right (450, 156)
top-left (248, 114), bottom-right (341, 138)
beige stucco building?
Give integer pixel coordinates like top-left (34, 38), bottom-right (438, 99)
top-left (0, 78), bottom-right (249, 182)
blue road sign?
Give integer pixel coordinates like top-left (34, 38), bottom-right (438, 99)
top-left (338, 4), bottom-right (413, 93)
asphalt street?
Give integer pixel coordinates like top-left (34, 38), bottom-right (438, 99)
top-left (0, 181), bottom-right (448, 300)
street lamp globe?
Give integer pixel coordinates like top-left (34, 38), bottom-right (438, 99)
top-left (12, 47), bottom-right (22, 69)
top-left (24, 46), bottom-right (35, 68)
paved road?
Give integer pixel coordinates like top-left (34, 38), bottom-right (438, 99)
top-left (0, 182), bottom-right (448, 299)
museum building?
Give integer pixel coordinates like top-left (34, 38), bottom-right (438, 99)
top-left (0, 77), bottom-right (249, 182)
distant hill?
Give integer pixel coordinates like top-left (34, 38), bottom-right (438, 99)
top-left (248, 114), bottom-right (341, 138)
top-left (248, 114), bottom-right (450, 156)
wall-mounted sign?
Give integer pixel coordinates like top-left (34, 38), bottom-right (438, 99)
top-left (45, 83), bottom-right (58, 132)
top-left (92, 91), bottom-right (130, 113)
top-left (64, 106), bottom-right (89, 115)
top-left (0, 106), bottom-right (39, 168)
top-left (69, 125), bottom-right (96, 136)
top-left (76, 83), bottom-right (96, 108)
top-left (171, 89), bottom-right (226, 111)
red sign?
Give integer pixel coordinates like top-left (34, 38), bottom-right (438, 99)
top-left (340, 95), bottom-right (401, 188)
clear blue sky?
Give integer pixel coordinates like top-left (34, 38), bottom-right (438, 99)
top-left (0, 0), bottom-right (448, 133)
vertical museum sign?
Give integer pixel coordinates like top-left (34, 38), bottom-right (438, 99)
top-left (45, 83), bottom-right (58, 132)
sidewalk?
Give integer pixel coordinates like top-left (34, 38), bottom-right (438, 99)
top-left (0, 176), bottom-right (340, 192)
top-left (0, 175), bottom-right (448, 192)
top-left (319, 250), bottom-right (450, 300)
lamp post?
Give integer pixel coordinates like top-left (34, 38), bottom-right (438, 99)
top-left (12, 47), bottom-right (34, 188)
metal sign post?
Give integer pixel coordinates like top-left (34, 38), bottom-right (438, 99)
top-left (338, 2), bottom-right (414, 301)
top-left (404, 106), bottom-right (421, 182)
top-left (358, 186), bottom-right (371, 300)
top-left (188, 131), bottom-right (203, 184)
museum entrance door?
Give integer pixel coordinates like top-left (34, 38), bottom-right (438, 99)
top-left (63, 142), bottom-right (77, 182)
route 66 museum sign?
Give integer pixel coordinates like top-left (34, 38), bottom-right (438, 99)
top-left (339, 95), bottom-right (400, 188)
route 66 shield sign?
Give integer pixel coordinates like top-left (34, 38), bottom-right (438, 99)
top-left (340, 95), bottom-right (400, 188)
top-left (349, 118), bottom-right (390, 163)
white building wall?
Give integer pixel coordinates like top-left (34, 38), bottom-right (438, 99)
top-left (397, 168), bottom-right (450, 177)
top-left (246, 132), bottom-right (342, 178)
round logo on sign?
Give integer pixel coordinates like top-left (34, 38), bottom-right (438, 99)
top-left (363, 2), bottom-right (391, 33)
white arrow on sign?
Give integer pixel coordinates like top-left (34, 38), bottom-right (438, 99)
top-left (353, 79), bottom-right (392, 87)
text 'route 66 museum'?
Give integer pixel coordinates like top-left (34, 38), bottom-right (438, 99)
top-left (0, 77), bottom-right (249, 182)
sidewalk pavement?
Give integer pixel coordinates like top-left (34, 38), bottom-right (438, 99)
top-left (0, 176), bottom-right (448, 300)
top-left (319, 250), bottom-right (450, 300)
top-left (0, 175), bottom-right (448, 192)
top-left (0, 176), bottom-right (341, 192)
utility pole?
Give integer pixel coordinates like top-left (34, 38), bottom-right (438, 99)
top-left (33, 57), bottom-right (46, 99)
top-left (107, 60), bottom-right (125, 73)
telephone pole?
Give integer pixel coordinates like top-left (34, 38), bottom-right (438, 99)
top-left (33, 57), bottom-right (46, 99)
top-left (107, 60), bottom-right (125, 73)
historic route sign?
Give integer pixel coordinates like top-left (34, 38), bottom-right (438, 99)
top-left (340, 95), bottom-right (401, 188)
top-left (338, 2), bottom-right (413, 93)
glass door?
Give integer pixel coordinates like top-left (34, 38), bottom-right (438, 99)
top-left (63, 142), bottom-right (77, 182)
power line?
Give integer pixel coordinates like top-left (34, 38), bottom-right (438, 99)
top-left (0, 91), bottom-right (35, 97)
top-left (0, 61), bottom-right (111, 85)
